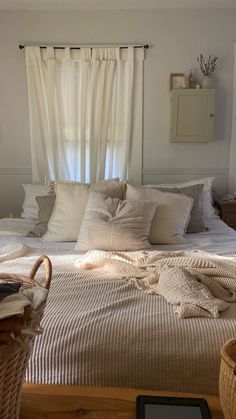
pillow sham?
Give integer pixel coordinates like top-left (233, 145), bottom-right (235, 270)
top-left (21, 184), bottom-right (50, 219)
top-left (147, 184), bottom-right (205, 233)
top-left (43, 180), bottom-right (126, 242)
top-left (26, 195), bottom-right (56, 238)
top-left (76, 192), bottom-right (157, 251)
top-left (126, 184), bottom-right (193, 244)
top-left (143, 177), bottom-right (215, 218)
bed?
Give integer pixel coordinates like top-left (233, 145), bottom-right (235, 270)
top-left (0, 216), bottom-right (236, 396)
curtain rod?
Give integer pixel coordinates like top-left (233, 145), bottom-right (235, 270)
top-left (19, 43), bottom-right (149, 50)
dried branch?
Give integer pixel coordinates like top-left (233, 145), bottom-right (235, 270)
top-left (197, 54), bottom-right (218, 76)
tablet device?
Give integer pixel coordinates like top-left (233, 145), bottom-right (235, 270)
top-left (136, 395), bottom-right (212, 419)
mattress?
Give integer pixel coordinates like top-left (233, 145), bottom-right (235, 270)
top-left (0, 217), bottom-right (236, 395)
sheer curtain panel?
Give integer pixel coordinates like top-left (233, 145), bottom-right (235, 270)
top-left (25, 46), bottom-right (144, 184)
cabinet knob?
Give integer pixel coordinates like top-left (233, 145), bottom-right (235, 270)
top-left (209, 113), bottom-right (214, 118)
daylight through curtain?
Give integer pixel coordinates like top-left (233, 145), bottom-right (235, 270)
top-left (25, 46), bottom-right (144, 184)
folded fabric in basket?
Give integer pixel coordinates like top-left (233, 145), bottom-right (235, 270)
top-left (24, 287), bottom-right (48, 310)
top-left (0, 287), bottom-right (48, 321)
top-left (0, 283), bottom-right (21, 301)
top-left (0, 293), bottom-right (31, 320)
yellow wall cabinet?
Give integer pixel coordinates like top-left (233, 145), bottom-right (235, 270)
top-left (170, 89), bottom-right (215, 142)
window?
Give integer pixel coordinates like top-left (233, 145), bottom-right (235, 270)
top-left (25, 46), bottom-right (144, 184)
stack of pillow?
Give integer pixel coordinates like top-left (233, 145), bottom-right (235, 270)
top-left (23, 177), bottom-right (215, 251)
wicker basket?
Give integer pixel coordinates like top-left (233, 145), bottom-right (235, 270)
top-left (219, 338), bottom-right (236, 419)
top-left (0, 255), bottom-right (52, 419)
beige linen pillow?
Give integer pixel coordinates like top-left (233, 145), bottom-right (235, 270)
top-left (76, 192), bottom-right (157, 251)
top-left (27, 195), bottom-right (56, 238)
top-left (21, 184), bottom-right (50, 219)
top-left (43, 180), bottom-right (126, 242)
top-left (146, 184), bottom-right (205, 234)
top-left (144, 177), bottom-right (215, 218)
top-left (126, 184), bottom-right (193, 244)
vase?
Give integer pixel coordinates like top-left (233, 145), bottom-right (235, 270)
top-left (201, 75), bottom-right (212, 89)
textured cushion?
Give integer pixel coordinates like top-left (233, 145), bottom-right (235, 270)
top-left (47, 177), bottom-right (120, 195)
top-left (21, 184), bottom-right (50, 219)
top-left (144, 177), bottom-right (215, 218)
top-left (147, 184), bottom-right (205, 233)
top-left (26, 195), bottom-right (56, 238)
top-left (76, 192), bottom-right (157, 251)
top-left (43, 180), bottom-right (126, 242)
top-left (126, 184), bottom-right (193, 244)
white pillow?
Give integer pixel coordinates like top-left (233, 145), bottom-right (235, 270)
top-left (143, 177), bottom-right (215, 218)
top-left (76, 192), bottom-right (157, 251)
top-left (43, 180), bottom-right (126, 242)
top-left (126, 184), bottom-right (193, 244)
top-left (21, 184), bottom-right (50, 219)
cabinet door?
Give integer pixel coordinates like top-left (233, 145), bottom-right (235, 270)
top-left (170, 89), bottom-right (215, 142)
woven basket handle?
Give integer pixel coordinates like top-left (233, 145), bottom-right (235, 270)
top-left (30, 256), bottom-right (52, 289)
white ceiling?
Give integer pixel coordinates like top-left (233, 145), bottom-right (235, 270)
top-left (1, 0), bottom-right (236, 10)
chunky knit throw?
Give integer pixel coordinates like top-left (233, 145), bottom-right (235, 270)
top-left (77, 250), bottom-right (236, 318)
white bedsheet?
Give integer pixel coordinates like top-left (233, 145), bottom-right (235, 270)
top-left (0, 218), bottom-right (36, 236)
top-left (0, 217), bottom-right (236, 253)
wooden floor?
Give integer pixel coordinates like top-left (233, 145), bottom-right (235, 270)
top-left (19, 384), bottom-right (225, 419)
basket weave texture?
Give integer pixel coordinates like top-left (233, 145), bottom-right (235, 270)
top-left (0, 255), bottom-right (52, 419)
top-left (219, 338), bottom-right (236, 419)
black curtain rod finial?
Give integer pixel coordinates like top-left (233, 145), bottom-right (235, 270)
top-left (19, 44), bottom-right (24, 49)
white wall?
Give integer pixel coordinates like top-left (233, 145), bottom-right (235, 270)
top-left (229, 43), bottom-right (236, 193)
top-left (0, 9), bottom-right (235, 217)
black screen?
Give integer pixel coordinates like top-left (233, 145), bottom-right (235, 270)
top-left (145, 403), bottom-right (203, 419)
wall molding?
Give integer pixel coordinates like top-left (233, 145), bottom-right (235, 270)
top-left (0, 168), bottom-right (32, 175)
top-left (143, 168), bottom-right (228, 176)
top-left (0, 167), bottom-right (228, 176)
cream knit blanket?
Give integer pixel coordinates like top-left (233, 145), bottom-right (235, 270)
top-left (76, 250), bottom-right (236, 318)
top-left (0, 243), bottom-right (30, 263)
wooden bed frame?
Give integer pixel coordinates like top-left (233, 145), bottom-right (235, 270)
top-left (19, 384), bottom-right (224, 419)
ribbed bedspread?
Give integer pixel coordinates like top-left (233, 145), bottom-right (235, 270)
top-left (0, 218), bottom-right (236, 395)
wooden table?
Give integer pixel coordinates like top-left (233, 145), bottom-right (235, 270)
top-left (20, 384), bottom-right (224, 419)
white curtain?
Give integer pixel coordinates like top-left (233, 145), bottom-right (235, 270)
top-left (25, 46), bottom-right (144, 184)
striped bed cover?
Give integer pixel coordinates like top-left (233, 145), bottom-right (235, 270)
top-left (0, 218), bottom-right (236, 394)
